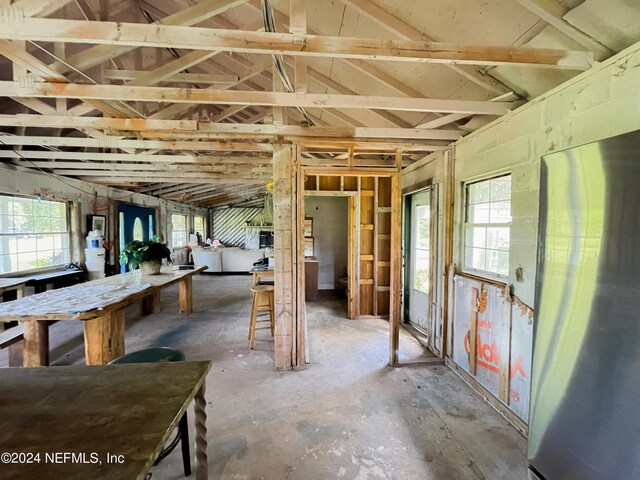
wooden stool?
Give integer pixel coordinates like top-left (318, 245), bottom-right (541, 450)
top-left (249, 285), bottom-right (275, 349)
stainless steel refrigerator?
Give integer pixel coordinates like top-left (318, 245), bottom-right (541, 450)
top-left (529, 129), bottom-right (640, 479)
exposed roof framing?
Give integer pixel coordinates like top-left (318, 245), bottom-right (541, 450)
top-left (0, 18), bottom-right (595, 69)
top-left (0, 0), bottom-right (621, 208)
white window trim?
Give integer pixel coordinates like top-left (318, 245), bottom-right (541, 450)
top-left (461, 175), bottom-right (512, 282)
top-left (0, 194), bottom-right (71, 274)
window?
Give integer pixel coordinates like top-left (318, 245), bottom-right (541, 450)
top-left (0, 195), bottom-right (70, 274)
top-left (194, 216), bottom-right (205, 237)
top-left (413, 203), bottom-right (431, 294)
top-left (464, 175), bottom-right (511, 277)
top-left (171, 214), bottom-right (188, 247)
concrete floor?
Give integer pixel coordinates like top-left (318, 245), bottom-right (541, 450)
top-left (1, 274), bottom-right (527, 479)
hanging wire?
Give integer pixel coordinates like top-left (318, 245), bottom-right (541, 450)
top-left (261, 0), bottom-right (315, 126)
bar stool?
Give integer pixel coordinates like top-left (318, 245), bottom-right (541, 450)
top-left (249, 284), bottom-right (275, 349)
top-left (109, 347), bottom-right (191, 477)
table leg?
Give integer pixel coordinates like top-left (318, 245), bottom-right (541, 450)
top-left (8, 343), bottom-right (23, 367)
top-left (194, 383), bottom-right (208, 480)
top-left (141, 291), bottom-right (161, 316)
top-left (23, 320), bottom-right (50, 367)
top-left (83, 310), bottom-right (125, 365)
top-left (179, 276), bottom-right (193, 315)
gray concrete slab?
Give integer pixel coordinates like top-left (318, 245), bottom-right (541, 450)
top-left (0, 274), bottom-right (527, 479)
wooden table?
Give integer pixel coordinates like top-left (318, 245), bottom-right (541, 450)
top-left (0, 361), bottom-right (211, 480)
top-left (250, 267), bottom-right (274, 285)
top-left (24, 269), bottom-right (85, 293)
top-left (0, 266), bottom-right (206, 367)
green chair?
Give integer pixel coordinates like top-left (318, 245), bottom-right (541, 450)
top-left (109, 347), bottom-right (191, 477)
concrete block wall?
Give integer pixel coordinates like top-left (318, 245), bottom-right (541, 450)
top-left (402, 42), bottom-right (640, 422)
top-left (453, 41), bottom-right (640, 308)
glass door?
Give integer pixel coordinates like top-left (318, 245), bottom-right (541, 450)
top-left (408, 190), bottom-right (431, 333)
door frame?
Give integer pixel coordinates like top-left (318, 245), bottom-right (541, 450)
top-left (299, 164), bottom-right (402, 366)
top-left (402, 179), bottom-right (445, 358)
top-left (303, 191), bottom-right (359, 319)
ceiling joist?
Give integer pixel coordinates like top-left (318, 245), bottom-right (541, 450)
top-left (0, 18), bottom-right (595, 70)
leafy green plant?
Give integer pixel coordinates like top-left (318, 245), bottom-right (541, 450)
top-left (119, 235), bottom-right (171, 270)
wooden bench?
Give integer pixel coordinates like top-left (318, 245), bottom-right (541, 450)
top-left (0, 324), bottom-right (25, 367)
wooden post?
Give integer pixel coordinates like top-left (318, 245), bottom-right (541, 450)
top-left (347, 195), bottom-right (358, 319)
top-left (141, 291), bottom-right (161, 316)
top-left (83, 310), bottom-right (125, 365)
top-left (22, 320), bottom-right (50, 367)
top-left (295, 147), bottom-right (306, 367)
top-left (273, 143), bottom-right (299, 370)
top-left (388, 152), bottom-right (402, 366)
top-left (444, 148), bottom-right (455, 358)
top-left (179, 277), bottom-right (193, 315)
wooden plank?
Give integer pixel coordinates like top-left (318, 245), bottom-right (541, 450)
top-left (373, 177), bottom-right (379, 315)
top-left (0, 114), bottom-right (195, 131)
top-left (513, 0), bottom-right (612, 60)
top-left (388, 159), bottom-right (402, 366)
top-left (295, 146), bottom-right (306, 367)
top-left (0, 82), bottom-right (514, 116)
top-left (0, 135), bottom-right (273, 152)
top-left (104, 69), bottom-right (238, 85)
top-left (0, 18), bottom-right (594, 69)
top-left (338, 0), bottom-right (514, 95)
top-left (49, 0), bottom-right (251, 75)
top-left (347, 194), bottom-right (358, 319)
top-left (273, 144), bottom-right (297, 369)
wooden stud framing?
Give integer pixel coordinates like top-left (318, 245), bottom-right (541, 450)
top-left (388, 154), bottom-right (402, 366)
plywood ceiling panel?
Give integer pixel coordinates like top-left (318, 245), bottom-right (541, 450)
top-left (564, 0), bottom-right (640, 52)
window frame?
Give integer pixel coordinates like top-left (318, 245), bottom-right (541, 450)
top-left (461, 174), bottom-right (512, 281)
top-left (193, 215), bottom-right (206, 238)
top-left (0, 194), bottom-right (72, 275)
top-left (170, 213), bottom-right (188, 248)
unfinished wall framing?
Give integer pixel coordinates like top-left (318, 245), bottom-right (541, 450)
top-left (300, 155), bottom-right (403, 365)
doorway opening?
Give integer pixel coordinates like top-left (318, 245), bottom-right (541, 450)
top-left (401, 185), bottom-right (444, 364)
top-left (304, 195), bottom-right (349, 312)
top-left (118, 203), bottom-right (156, 272)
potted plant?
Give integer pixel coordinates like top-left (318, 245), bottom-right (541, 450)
top-left (119, 235), bottom-right (172, 275)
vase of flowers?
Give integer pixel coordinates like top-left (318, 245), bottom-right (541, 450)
top-left (119, 235), bottom-right (171, 275)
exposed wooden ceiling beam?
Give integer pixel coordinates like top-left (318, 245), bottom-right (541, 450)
top-left (8, 0), bottom-right (75, 18)
top-left (11, 161), bottom-right (270, 175)
top-left (0, 114), bottom-right (463, 141)
top-left (149, 57), bottom-right (272, 120)
top-left (0, 18), bottom-right (594, 69)
top-left (0, 113), bottom-right (195, 131)
top-left (337, 0), bottom-right (513, 95)
top-left (48, 0), bottom-right (250, 75)
top-left (513, 0), bottom-right (612, 60)
top-left (0, 150), bottom-right (271, 165)
top-left (104, 69), bottom-right (238, 85)
top-left (0, 135), bottom-right (273, 152)
top-left (78, 175), bottom-right (261, 185)
top-left (0, 40), bottom-right (132, 118)
top-left (0, 82), bottom-right (513, 115)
